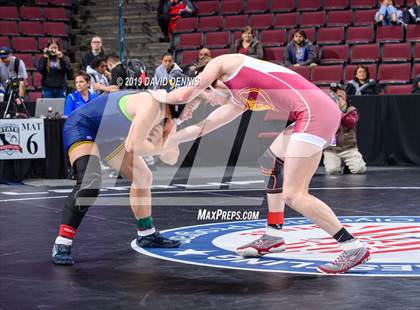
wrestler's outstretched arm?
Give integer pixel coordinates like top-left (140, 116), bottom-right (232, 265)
top-left (165, 102), bottom-right (245, 147)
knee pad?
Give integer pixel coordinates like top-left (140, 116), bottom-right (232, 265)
top-left (260, 149), bottom-right (284, 194)
top-left (62, 155), bottom-right (102, 228)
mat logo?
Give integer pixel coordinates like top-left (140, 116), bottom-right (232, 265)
top-left (132, 216), bottom-right (420, 277)
top-left (0, 123), bottom-right (22, 155)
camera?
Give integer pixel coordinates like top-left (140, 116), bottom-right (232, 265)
top-left (5, 76), bottom-right (20, 93)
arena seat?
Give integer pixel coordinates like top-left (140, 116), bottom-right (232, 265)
top-left (244, 0), bottom-right (269, 14)
top-left (0, 36), bottom-right (11, 47)
top-left (0, 21), bottom-right (19, 36)
top-left (196, 1), bottom-right (218, 16)
top-left (350, 43), bottom-right (380, 63)
top-left (174, 17), bottom-right (197, 33)
top-left (320, 45), bottom-right (349, 64)
top-left (273, 12), bottom-right (299, 29)
top-left (351, 0), bottom-right (376, 9)
top-left (20, 21), bottom-right (44, 36)
top-left (346, 26), bottom-right (374, 44)
top-left (382, 43), bottom-right (411, 63)
top-left (289, 66), bottom-right (311, 80)
top-left (296, 0), bottom-right (322, 11)
top-left (205, 31), bottom-right (230, 48)
top-left (317, 27), bottom-right (345, 45)
top-left (28, 91), bottom-right (42, 103)
top-left (197, 16), bottom-right (222, 31)
top-left (323, 0), bottom-right (349, 10)
top-left (44, 7), bottom-right (69, 21)
top-left (177, 33), bottom-right (203, 49)
top-left (378, 63), bottom-right (411, 84)
top-left (406, 25), bottom-right (420, 42)
top-left (250, 14), bottom-right (274, 30)
top-left (344, 64), bottom-right (377, 82)
top-left (376, 26), bottom-right (404, 43)
top-left (224, 15), bottom-right (249, 31)
top-left (220, 0), bottom-right (243, 15)
top-left (300, 11), bottom-right (326, 27)
top-left (385, 85), bottom-right (412, 94)
top-left (353, 9), bottom-right (376, 25)
top-left (20, 7), bottom-right (44, 21)
top-left (209, 48), bottom-right (230, 57)
top-left (311, 65), bottom-right (344, 85)
top-left (260, 29), bottom-right (287, 47)
top-left (414, 43), bottom-right (420, 62)
top-left (393, 0), bottom-right (406, 8)
top-left (15, 54), bottom-right (35, 71)
top-left (43, 22), bottom-right (68, 37)
top-left (271, 0), bottom-right (296, 12)
top-left (0, 7), bottom-right (19, 20)
top-left (12, 37), bottom-right (38, 52)
top-left (181, 50), bottom-right (198, 66)
top-left (32, 72), bottom-right (43, 89)
top-left (35, 0), bottom-right (48, 5)
top-left (412, 63), bottom-right (420, 79)
top-left (326, 10), bottom-right (353, 27)
top-left (263, 47), bottom-right (285, 64)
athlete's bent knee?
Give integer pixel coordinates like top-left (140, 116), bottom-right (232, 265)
top-left (260, 148), bottom-right (284, 193)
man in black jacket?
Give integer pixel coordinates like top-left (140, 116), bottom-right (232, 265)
top-left (81, 36), bottom-right (105, 71)
top-left (106, 54), bottom-right (128, 90)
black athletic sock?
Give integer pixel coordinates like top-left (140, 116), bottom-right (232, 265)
top-left (268, 224), bottom-right (283, 230)
top-left (333, 227), bottom-right (355, 243)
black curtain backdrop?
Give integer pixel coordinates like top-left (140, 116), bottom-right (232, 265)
top-left (0, 95), bottom-right (419, 183)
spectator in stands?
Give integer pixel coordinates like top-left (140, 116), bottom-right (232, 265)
top-left (152, 52), bottom-right (185, 90)
top-left (346, 65), bottom-right (380, 96)
top-left (183, 48), bottom-right (212, 77)
top-left (0, 47), bottom-right (28, 116)
top-left (37, 39), bottom-right (72, 98)
top-left (323, 85), bottom-right (366, 175)
top-left (64, 71), bottom-right (96, 116)
top-left (412, 75), bottom-right (420, 94)
top-left (81, 36), bottom-right (105, 71)
top-left (403, 0), bottom-right (420, 24)
top-left (375, 0), bottom-right (404, 26)
top-left (87, 57), bottom-right (118, 95)
top-left (158, 0), bottom-right (197, 42)
top-left (231, 26), bottom-right (263, 60)
top-left (283, 29), bottom-right (318, 67)
top-left (106, 54), bottom-right (128, 90)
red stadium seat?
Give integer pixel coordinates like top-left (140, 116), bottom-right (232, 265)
top-left (353, 9), bottom-right (376, 25)
top-left (273, 13), bottom-right (299, 29)
top-left (376, 25), bottom-right (404, 43)
top-left (311, 65), bottom-right (344, 85)
top-left (28, 91), bottom-right (42, 103)
top-left (20, 7), bottom-right (44, 21)
top-left (378, 63), bottom-right (411, 84)
top-left (26, 74), bottom-right (34, 90)
top-left (288, 28), bottom-right (317, 43)
top-left (271, 0), bottom-right (296, 12)
top-left (174, 17), bottom-right (197, 33)
top-left (19, 21), bottom-right (44, 36)
top-left (197, 16), bottom-right (222, 31)
top-left (220, 1), bottom-right (243, 15)
top-left (244, 0), bottom-right (269, 14)
top-left (382, 43), bottom-right (411, 63)
top-left (344, 64), bottom-right (377, 82)
top-left (326, 10), bottom-right (353, 27)
top-left (415, 43), bottom-right (420, 62)
top-left (317, 27), bottom-right (345, 45)
top-left (181, 50), bottom-right (198, 66)
top-left (48, 0), bottom-right (72, 6)
top-left (346, 26), bottom-right (374, 44)
top-left (15, 54), bottom-right (35, 70)
top-left (12, 37), bottom-right (38, 52)
top-left (296, 0), bottom-right (322, 11)
top-left (406, 25), bottom-right (420, 42)
top-left (196, 1), bottom-right (218, 16)
top-left (260, 29), bottom-right (287, 47)
top-left (351, 0), bottom-right (376, 9)
top-left (300, 11), bottom-right (326, 27)
top-left (263, 47), bottom-right (285, 64)
top-left (177, 33), bottom-right (202, 49)
top-left (385, 85), bottom-right (412, 94)
top-left (205, 31), bottom-right (230, 48)
top-left (393, 0), bottom-right (406, 8)
top-left (412, 63), bottom-right (420, 79)
top-left (35, 0), bottom-right (48, 4)
top-left (209, 48), bottom-right (230, 57)
top-left (223, 15), bottom-right (249, 31)
top-left (320, 45), bottom-right (348, 64)
top-left (44, 8), bottom-right (70, 21)
top-left (43, 22), bottom-right (68, 37)
top-left (351, 43), bottom-right (379, 63)
top-left (323, 0), bottom-right (349, 10)
top-left (0, 21), bottom-right (19, 36)
top-left (32, 72), bottom-right (43, 89)
top-left (0, 36), bottom-right (11, 47)
top-left (34, 53), bottom-right (44, 65)
top-left (250, 14), bottom-right (274, 30)
top-left (0, 7), bottom-right (19, 20)
top-left (289, 66), bottom-right (311, 80)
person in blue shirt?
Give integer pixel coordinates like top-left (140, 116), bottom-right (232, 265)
top-left (64, 71), bottom-right (97, 116)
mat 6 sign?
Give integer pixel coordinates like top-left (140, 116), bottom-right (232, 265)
top-left (0, 119), bottom-right (45, 160)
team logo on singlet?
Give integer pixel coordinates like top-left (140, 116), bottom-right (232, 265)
top-left (132, 216), bottom-right (420, 277)
top-left (0, 123), bottom-right (22, 155)
top-left (237, 88), bottom-right (273, 111)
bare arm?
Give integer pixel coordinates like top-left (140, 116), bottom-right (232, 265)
top-left (165, 102), bottom-right (245, 146)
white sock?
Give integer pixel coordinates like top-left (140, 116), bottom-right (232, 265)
top-left (137, 227), bottom-right (156, 237)
top-left (265, 225), bottom-right (283, 238)
top-left (55, 236), bottom-right (73, 246)
top-left (340, 238), bottom-right (363, 251)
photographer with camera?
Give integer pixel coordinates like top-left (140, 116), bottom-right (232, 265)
top-left (323, 83), bottom-right (367, 175)
top-left (0, 46), bottom-right (28, 118)
top-left (37, 39), bottom-right (72, 98)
